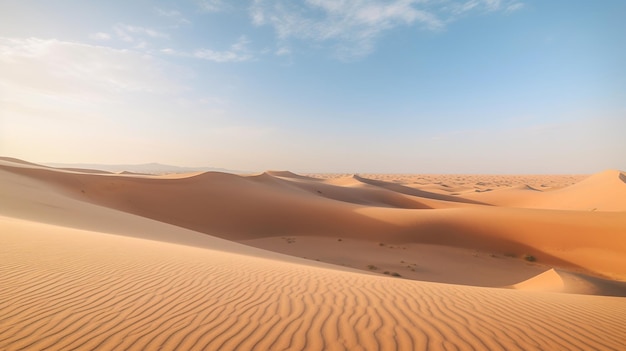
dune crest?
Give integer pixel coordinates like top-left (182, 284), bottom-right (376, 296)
top-left (510, 269), bottom-right (565, 292)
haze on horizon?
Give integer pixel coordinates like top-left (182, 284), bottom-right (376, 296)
top-left (0, 0), bottom-right (624, 174)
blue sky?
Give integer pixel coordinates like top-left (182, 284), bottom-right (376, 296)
top-left (0, 0), bottom-right (624, 173)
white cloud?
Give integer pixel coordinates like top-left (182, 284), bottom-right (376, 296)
top-left (251, 0), bottom-right (524, 59)
top-left (161, 48), bottom-right (177, 55)
top-left (162, 36), bottom-right (254, 63)
top-left (113, 23), bottom-right (169, 43)
top-left (230, 35), bottom-right (251, 52)
top-left (193, 49), bottom-right (251, 62)
top-left (155, 8), bottom-right (191, 25)
top-left (448, 0), bottom-right (525, 15)
top-left (89, 32), bottom-right (111, 41)
top-left (0, 37), bottom-right (182, 107)
top-left (250, 0), bottom-right (442, 59)
top-left (505, 2), bottom-right (524, 14)
top-left (198, 0), bottom-right (227, 12)
top-left (0, 36), bottom-right (252, 166)
top-left (275, 46), bottom-right (290, 56)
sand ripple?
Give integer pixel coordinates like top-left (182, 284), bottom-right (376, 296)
top-left (1, 218), bottom-right (624, 351)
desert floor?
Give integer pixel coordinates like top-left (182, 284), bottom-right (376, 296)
top-left (1, 157), bottom-right (625, 350)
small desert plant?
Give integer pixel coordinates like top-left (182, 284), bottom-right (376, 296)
top-left (367, 264), bottom-right (378, 270)
top-left (379, 242), bottom-right (385, 247)
top-left (391, 272), bottom-right (402, 277)
top-left (523, 254), bottom-right (536, 262)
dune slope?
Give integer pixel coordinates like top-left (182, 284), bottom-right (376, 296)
top-left (2, 159), bottom-right (625, 279)
top-left (1, 158), bottom-right (626, 350)
top-left (1, 216), bottom-right (626, 351)
top-left (464, 170), bottom-right (626, 211)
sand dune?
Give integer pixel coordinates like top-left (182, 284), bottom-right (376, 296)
top-left (463, 170), bottom-right (626, 211)
top-left (1, 157), bottom-right (626, 350)
top-left (2, 216), bottom-right (626, 351)
top-left (3, 159), bottom-right (624, 279)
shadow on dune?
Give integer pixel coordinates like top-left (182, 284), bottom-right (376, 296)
top-left (256, 173), bottom-right (434, 209)
top-left (377, 218), bottom-right (592, 275)
top-left (353, 175), bottom-right (491, 206)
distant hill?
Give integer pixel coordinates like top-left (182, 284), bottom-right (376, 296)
top-left (44, 162), bottom-right (249, 175)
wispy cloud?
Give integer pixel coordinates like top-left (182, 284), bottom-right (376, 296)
top-left (162, 36), bottom-right (254, 63)
top-left (155, 8), bottom-right (191, 25)
top-left (0, 37), bottom-right (182, 106)
top-left (89, 32), bottom-right (111, 41)
top-left (275, 46), bottom-right (291, 56)
top-left (113, 23), bottom-right (169, 43)
top-left (251, 0), bottom-right (524, 59)
top-left (0, 36), bottom-right (239, 164)
top-left (197, 0), bottom-right (228, 13)
top-left (505, 2), bottom-right (525, 14)
top-left (447, 0), bottom-right (522, 15)
top-left (251, 0), bottom-right (442, 59)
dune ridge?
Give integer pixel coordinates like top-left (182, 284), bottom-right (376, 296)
top-left (510, 269), bottom-right (565, 292)
top-left (1, 157), bottom-right (626, 350)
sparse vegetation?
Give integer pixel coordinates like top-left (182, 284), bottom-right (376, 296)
top-left (337, 238), bottom-right (342, 242)
top-left (379, 242), bottom-right (385, 247)
top-left (406, 263), bottom-right (417, 272)
top-left (523, 254), bottom-right (536, 262)
top-left (367, 264), bottom-right (378, 270)
top-left (382, 271), bottom-right (402, 277)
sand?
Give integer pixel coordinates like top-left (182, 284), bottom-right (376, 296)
top-left (1, 157), bottom-right (625, 350)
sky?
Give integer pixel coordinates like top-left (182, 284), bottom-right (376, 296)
top-left (0, 0), bottom-right (624, 173)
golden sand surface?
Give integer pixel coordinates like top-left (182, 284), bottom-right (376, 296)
top-left (1, 157), bottom-right (625, 350)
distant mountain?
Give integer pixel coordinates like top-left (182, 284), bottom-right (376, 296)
top-left (44, 162), bottom-right (249, 175)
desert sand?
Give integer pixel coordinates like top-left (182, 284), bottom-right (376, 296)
top-left (1, 156), bottom-right (625, 350)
